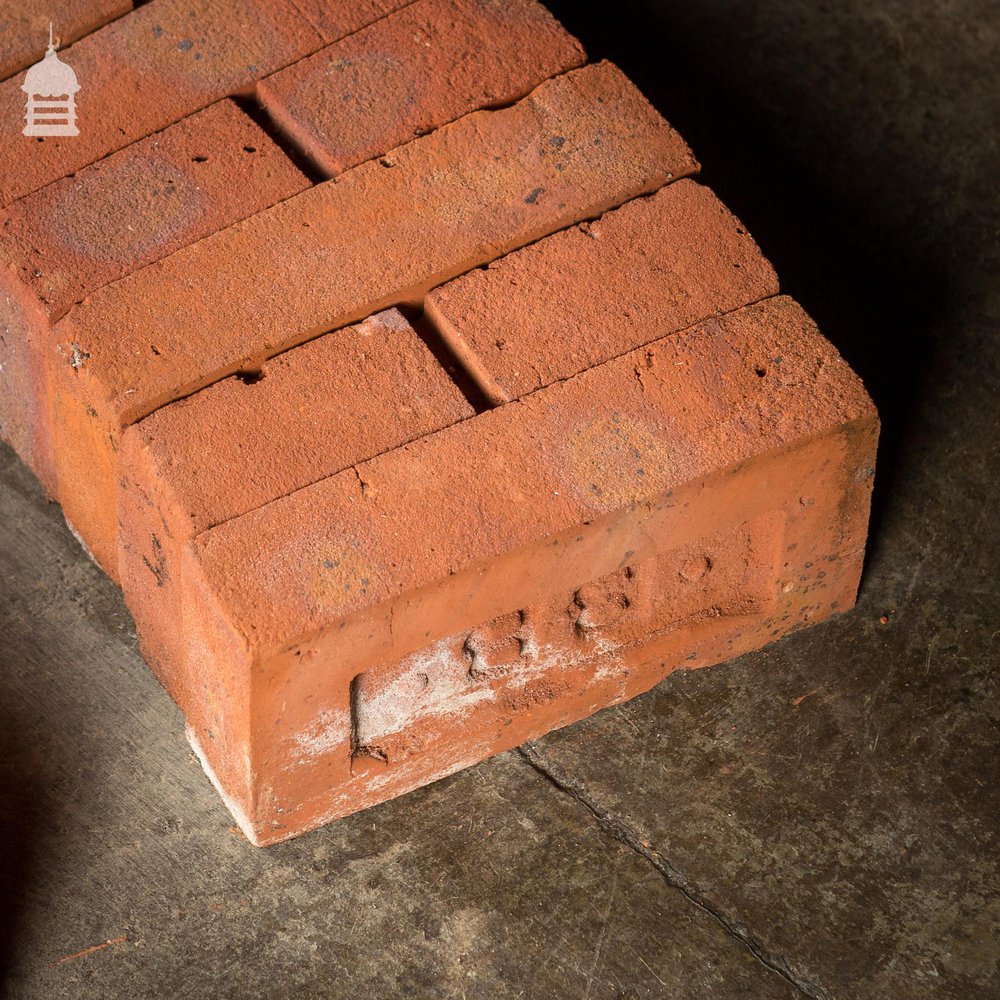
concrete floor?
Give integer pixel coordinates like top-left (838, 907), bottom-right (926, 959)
top-left (1, 0), bottom-right (997, 997)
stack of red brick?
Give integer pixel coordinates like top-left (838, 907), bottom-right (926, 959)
top-left (0, 0), bottom-right (877, 844)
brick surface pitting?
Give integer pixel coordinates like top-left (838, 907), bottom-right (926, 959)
top-left (118, 308), bottom-right (475, 703)
top-left (258, 0), bottom-right (586, 175)
top-left (0, 0), bottom-right (879, 845)
top-left (0, 0), bottom-right (131, 82)
top-left (426, 179), bottom-right (779, 402)
top-left (0, 98), bottom-right (309, 493)
top-left (50, 61), bottom-right (696, 573)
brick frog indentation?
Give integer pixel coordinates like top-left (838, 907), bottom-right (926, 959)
top-left (464, 610), bottom-right (530, 680)
top-left (572, 566), bottom-right (639, 637)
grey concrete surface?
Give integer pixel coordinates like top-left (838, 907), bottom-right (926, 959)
top-left (1, 0), bottom-right (997, 997)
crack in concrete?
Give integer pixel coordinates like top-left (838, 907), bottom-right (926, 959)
top-left (518, 743), bottom-right (829, 1000)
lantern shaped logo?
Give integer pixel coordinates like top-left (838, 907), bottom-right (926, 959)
top-left (22, 25), bottom-right (80, 137)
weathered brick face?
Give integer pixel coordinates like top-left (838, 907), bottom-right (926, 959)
top-left (53, 61), bottom-right (696, 574)
top-left (174, 297), bottom-right (876, 843)
top-left (0, 0), bottom-right (877, 843)
top-left (0, 0), bottom-right (131, 82)
top-left (258, 0), bottom-right (586, 175)
top-left (0, 99), bottom-right (309, 492)
top-left (350, 513), bottom-right (781, 763)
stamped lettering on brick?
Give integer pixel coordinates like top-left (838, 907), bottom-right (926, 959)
top-left (347, 512), bottom-right (784, 767)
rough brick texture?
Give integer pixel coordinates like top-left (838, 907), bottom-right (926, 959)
top-left (116, 177), bottom-right (776, 716)
top-left (427, 179), bottom-right (779, 403)
top-left (118, 308), bottom-right (474, 703)
top-left (288, 0), bottom-right (412, 44)
top-left (50, 61), bottom-right (697, 574)
top-left (258, 0), bottom-right (586, 175)
top-left (125, 309), bottom-right (472, 536)
top-left (127, 296), bottom-right (877, 844)
top-left (0, 0), bottom-right (403, 207)
top-left (0, 0), bottom-right (131, 82)
top-left (0, 98), bottom-right (308, 493)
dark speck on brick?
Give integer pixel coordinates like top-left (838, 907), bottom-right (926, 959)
top-left (525, 187), bottom-right (544, 205)
top-left (177, 39), bottom-right (193, 51)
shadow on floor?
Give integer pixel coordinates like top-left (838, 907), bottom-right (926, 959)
top-left (0, 681), bottom-right (48, 983)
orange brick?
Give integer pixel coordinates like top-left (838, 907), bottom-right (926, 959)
top-left (426, 179), bottom-right (779, 403)
top-left (258, 0), bottom-right (585, 175)
top-left (117, 177), bottom-right (776, 725)
top-left (288, 0), bottom-right (413, 44)
top-left (135, 296), bottom-right (876, 844)
top-left (118, 308), bottom-right (474, 704)
top-left (0, 0), bottom-right (405, 207)
top-left (0, 99), bottom-right (309, 493)
top-left (49, 61), bottom-right (697, 574)
top-left (0, 0), bottom-right (131, 82)
top-left (0, 0), bottom-right (132, 80)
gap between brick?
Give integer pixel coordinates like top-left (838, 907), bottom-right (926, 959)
top-left (518, 743), bottom-right (830, 1000)
top-left (244, 57), bottom-right (589, 183)
top-left (2, 50), bottom-right (266, 209)
top-left (404, 307), bottom-right (498, 413)
top-left (61, 55), bottom-right (669, 427)
top-left (232, 92), bottom-right (330, 182)
top-left (183, 288), bottom-right (783, 541)
top-left (126, 178), bottom-right (685, 429)
top-left (43, 58), bottom-right (594, 326)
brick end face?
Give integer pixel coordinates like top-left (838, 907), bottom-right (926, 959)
top-left (205, 415), bottom-right (877, 844)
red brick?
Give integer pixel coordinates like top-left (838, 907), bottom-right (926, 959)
top-left (116, 181), bottom-right (773, 767)
top-left (125, 308), bottom-right (471, 535)
top-left (118, 308), bottom-right (474, 704)
top-left (0, 0), bottom-right (131, 82)
top-left (258, 0), bottom-right (585, 175)
top-left (49, 61), bottom-right (698, 574)
top-left (136, 296), bottom-right (876, 844)
top-left (426, 179), bottom-right (779, 403)
top-left (0, 0), bottom-right (401, 207)
top-left (0, 98), bottom-right (309, 493)
top-left (288, 0), bottom-right (413, 44)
